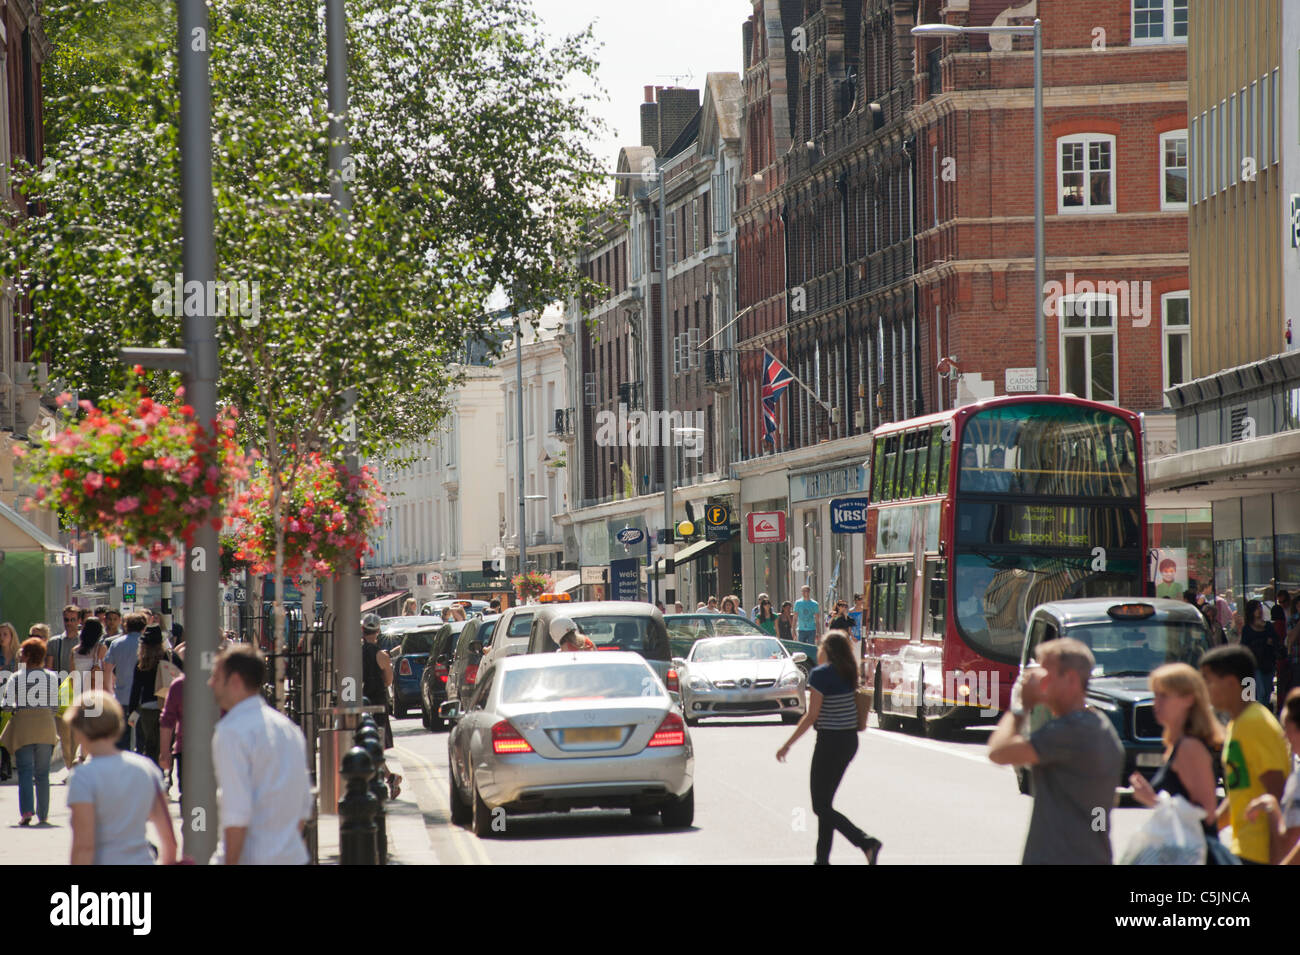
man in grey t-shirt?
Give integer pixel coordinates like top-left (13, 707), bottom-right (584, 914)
top-left (989, 637), bottom-right (1124, 864)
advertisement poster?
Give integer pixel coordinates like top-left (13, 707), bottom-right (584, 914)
top-left (1150, 547), bottom-right (1188, 599)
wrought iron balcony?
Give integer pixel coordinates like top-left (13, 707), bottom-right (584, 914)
top-left (704, 350), bottom-right (732, 390)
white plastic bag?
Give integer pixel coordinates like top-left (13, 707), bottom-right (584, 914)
top-left (1120, 793), bottom-right (1208, 865)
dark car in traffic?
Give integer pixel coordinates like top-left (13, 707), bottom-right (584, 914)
top-left (446, 615), bottom-right (499, 710)
top-left (1015, 598), bottom-right (1214, 795)
top-left (418, 620), bottom-right (471, 731)
top-left (380, 616), bottom-right (445, 718)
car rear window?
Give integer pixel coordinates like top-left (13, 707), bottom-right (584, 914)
top-left (400, 631), bottom-right (436, 654)
top-left (508, 613), bottom-right (534, 637)
top-left (572, 615), bottom-right (653, 653)
top-left (500, 663), bottom-right (656, 704)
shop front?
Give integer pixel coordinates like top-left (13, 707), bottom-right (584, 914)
top-left (788, 461), bottom-right (871, 613)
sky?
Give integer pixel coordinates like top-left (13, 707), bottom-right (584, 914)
top-left (528, 0), bottom-right (755, 172)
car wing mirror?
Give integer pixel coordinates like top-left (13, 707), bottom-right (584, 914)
top-left (468, 640), bottom-right (483, 655)
top-left (437, 700), bottom-right (460, 721)
top-left (791, 652), bottom-right (807, 664)
top-left (672, 657), bottom-right (686, 668)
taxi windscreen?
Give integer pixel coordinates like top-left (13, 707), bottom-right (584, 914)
top-left (501, 663), bottom-right (656, 704)
top-left (1060, 620), bottom-right (1210, 676)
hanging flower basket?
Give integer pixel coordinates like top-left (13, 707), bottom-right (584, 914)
top-left (230, 452), bottom-right (386, 579)
top-left (15, 372), bottom-right (249, 560)
top-left (512, 570), bottom-right (548, 601)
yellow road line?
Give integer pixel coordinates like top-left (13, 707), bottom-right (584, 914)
top-left (395, 744), bottom-right (492, 866)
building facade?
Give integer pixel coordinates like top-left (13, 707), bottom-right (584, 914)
top-left (1146, 0), bottom-right (1300, 617)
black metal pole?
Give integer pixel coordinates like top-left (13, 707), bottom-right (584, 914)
top-left (337, 747), bottom-right (378, 865)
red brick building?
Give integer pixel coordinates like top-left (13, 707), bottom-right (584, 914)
top-left (911, 0), bottom-right (1189, 413)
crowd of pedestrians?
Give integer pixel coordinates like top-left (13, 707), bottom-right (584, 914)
top-left (0, 602), bottom-right (316, 865)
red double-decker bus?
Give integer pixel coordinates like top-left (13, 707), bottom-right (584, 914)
top-left (862, 395), bottom-right (1147, 733)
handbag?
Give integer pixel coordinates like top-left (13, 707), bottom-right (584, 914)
top-left (854, 685), bottom-right (873, 732)
top-left (154, 658), bottom-right (181, 700)
top-left (1205, 833), bottom-right (1242, 866)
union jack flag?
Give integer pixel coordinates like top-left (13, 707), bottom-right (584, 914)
top-left (761, 352), bottom-right (794, 445)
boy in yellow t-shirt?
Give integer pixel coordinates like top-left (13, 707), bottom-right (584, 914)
top-left (1201, 645), bottom-right (1291, 863)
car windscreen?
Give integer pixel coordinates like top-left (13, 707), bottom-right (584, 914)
top-left (712, 617), bottom-right (763, 636)
top-left (500, 663), bottom-right (656, 704)
top-left (572, 615), bottom-right (652, 653)
top-left (690, 637), bottom-right (787, 663)
top-left (1061, 621), bottom-right (1211, 676)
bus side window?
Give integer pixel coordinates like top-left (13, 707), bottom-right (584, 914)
top-left (926, 426), bottom-right (943, 496)
top-left (871, 437), bottom-right (887, 501)
top-left (926, 559), bottom-right (947, 638)
top-left (894, 562), bottom-right (911, 637)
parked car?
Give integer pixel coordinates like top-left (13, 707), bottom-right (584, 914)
top-left (674, 635), bottom-right (807, 726)
top-left (381, 616), bottom-right (445, 718)
top-left (477, 606), bottom-right (537, 671)
top-left (665, 613), bottom-right (818, 674)
top-left (1013, 598), bottom-right (1214, 795)
top-left (418, 620), bottom-right (471, 731)
top-left (525, 602), bottom-right (678, 698)
top-left (446, 614), bottom-right (500, 710)
top-left (441, 651), bottom-right (694, 836)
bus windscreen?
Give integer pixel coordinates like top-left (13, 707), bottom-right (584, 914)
top-left (957, 403), bottom-right (1138, 498)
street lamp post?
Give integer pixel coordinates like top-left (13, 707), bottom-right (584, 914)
top-left (912, 18), bottom-right (1045, 393)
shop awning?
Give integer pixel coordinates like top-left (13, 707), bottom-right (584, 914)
top-left (650, 538), bottom-right (720, 576)
top-left (1146, 429), bottom-right (1300, 502)
top-left (361, 590), bottom-right (409, 615)
top-left (551, 574), bottom-right (581, 593)
top-left (0, 500), bottom-right (69, 555)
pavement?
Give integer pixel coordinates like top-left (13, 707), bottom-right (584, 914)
top-left (0, 744), bottom-right (434, 866)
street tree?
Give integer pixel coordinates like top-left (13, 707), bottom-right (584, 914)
top-left (7, 0), bottom-right (607, 692)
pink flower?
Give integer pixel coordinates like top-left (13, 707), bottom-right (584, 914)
top-left (288, 519), bottom-right (302, 533)
top-left (55, 392), bottom-right (72, 407)
top-left (78, 399), bottom-right (93, 413)
top-left (114, 496), bottom-right (140, 514)
top-left (83, 472), bottom-right (104, 491)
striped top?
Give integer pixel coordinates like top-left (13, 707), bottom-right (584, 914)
top-left (808, 663), bottom-right (858, 730)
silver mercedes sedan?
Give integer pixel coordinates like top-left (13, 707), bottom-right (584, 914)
top-left (675, 636), bottom-right (807, 726)
top-left (442, 651), bottom-right (695, 837)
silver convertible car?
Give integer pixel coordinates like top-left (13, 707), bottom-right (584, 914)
top-left (675, 636), bottom-right (807, 726)
top-left (440, 651), bottom-right (695, 837)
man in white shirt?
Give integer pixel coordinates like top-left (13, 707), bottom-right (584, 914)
top-left (209, 645), bottom-right (313, 865)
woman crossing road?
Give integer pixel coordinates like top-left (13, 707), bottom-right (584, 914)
top-left (776, 631), bottom-right (882, 865)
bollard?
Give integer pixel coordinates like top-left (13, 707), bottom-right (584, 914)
top-left (356, 730), bottom-right (388, 865)
top-left (337, 747), bottom-right (378, 865)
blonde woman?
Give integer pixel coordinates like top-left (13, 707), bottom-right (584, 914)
top-left (1129, 663), bottom-right (1223, 838)
top-left (0, 623), bottom-right (21, 782)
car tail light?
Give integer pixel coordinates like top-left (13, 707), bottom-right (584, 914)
top-left (648, 711), bottom-right (686, 747)
top-left (398, 658), bottom-right (412, 676)
top-left (434, 663), bottom-right (449, 683)
top-left (665, 668), bottom-right (679, 693)
top-left (491, 720), bottom-right (533, 755)
top-left (464, 664), bottom-right (478, 686)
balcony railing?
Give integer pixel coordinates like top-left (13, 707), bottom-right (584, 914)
top-left (553, 407), bottom-right (576, 438)
top-left (704, 350), bottom-right (732, 390)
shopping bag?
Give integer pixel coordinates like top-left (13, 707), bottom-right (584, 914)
top-left (854, 686), bottom-right (873, 732)
top-left (1119, 793), bottom-right (1208, 865)
top-left (155, 658), bottom-right (181, 699)
top-left (58, 674), bottom-right (76, 717)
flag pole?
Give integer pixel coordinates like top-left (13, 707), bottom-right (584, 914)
top-left (762, 347), bottom-right (834, 414)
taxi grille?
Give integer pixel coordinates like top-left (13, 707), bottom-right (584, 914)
top-left (1133, 703), bottom-right (1161, 741)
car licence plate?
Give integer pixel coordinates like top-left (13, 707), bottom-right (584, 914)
top-left (563, 727), bottom-right (621, 744)
top-left (1135, 752), bottom-right (1164, 768)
